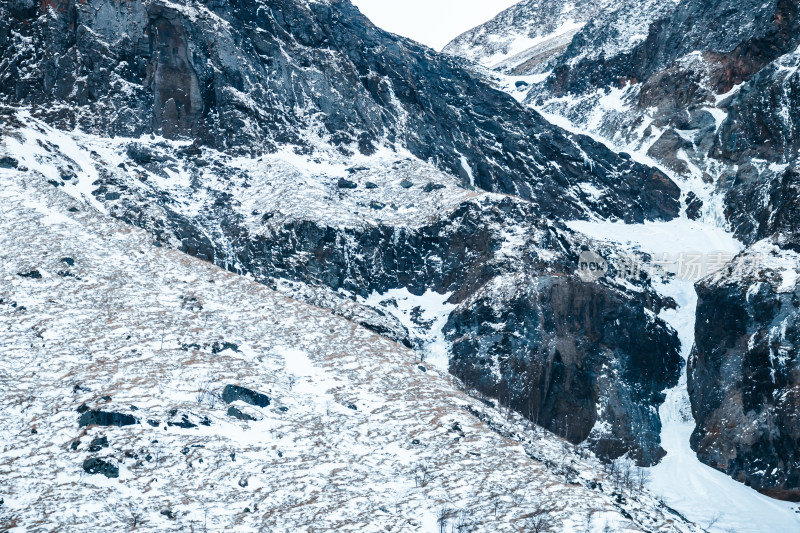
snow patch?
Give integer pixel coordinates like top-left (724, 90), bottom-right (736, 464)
top-left (361, 288), bottom-right (456, 370)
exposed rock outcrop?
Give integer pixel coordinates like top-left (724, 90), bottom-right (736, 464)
top-left (82, 457), bottom-right (119, 478)
top-left (690, 244), bottom-right (800, 501)
top-left (222, 384), bottom-right (271, 408)
top-left (447, 274), bottom-right (681, 465)
top-left (11, 117), bottom-right (683, 462)
top-left (78, 410), bottom-right (139, 428)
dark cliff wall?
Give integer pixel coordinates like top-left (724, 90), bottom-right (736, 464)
top-left (690, 254), bottom-right (800, 501)
top-left (446, 275), bottom-right (681, 465)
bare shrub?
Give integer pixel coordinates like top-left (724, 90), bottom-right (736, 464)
top-left (524, 502), bottom-right (556, 533)
top-left (195, 380), bottom-right (218, 408)
top-left (436, 506), bottom-right (456, 533)
top-left (413, 462), bottom-right (432, 488)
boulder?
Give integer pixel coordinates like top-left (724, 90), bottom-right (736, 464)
top-left (222, 385), bottom-right (271, 408)
top-left (78, 410), bottom-right (139, 428)
top-left (82, 457), bottom-right (119, 478)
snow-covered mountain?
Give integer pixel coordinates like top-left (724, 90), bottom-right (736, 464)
top-left (0, 132), bottom-right (698, 531)
top-left (0, 0), bottom-right (679, 222)
top-left (0, 0), bottom-right (690, 468)
top-left (2, 0), bottom-right (800, 530)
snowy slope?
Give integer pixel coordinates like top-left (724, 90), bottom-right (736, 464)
top-left (0, 136), bottom-right (699, 532)
top-left (0, 106), bottom-right (689, 467)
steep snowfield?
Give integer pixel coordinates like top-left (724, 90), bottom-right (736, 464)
top-left (568, 220), bottom-right (800, 532)
top-left (0, 131), bottom-right (697, 531)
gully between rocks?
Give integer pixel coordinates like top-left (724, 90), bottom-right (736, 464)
top-left (569, 218), bottom-right (800, 532)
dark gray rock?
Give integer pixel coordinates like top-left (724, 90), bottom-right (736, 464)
top-left (690, 250), bottom-right (800, 501)
top-left (337, 178), bottom-right (358, 189)
top-left (446, 274), bottom-right (681, 465)
top-left (78, 410), bottom-right (139, 427)
top-left (684, 192), bottom-right (704, 221)
top-left (211, 341), bottom-right (239, 354)
top-left (423, 182), bottom-right (445, 193)
top-left (82, 457), bottom-right (119, 478)
top-left (538, 0), bottom-right (800, 101)
top-left (227, 406), bottom-right (256, 421)
top-left (0, 0), bottom-right (686, 467)
top-left (222, 384), bottom-right (270, 408)
top-left (99, 162), bottom-right (680, 461)
top-left (0, 156), bottom-right (18, 169)
top-left (165, 409), bottom-right (208, 428)
top-left (724, 168), bottom-right (800, 248)
top-left (714, 51), bottom-right (800, 170)
top-left (87, 436), bottom-right (109, 452)
top-left (465, 0), bottom-right (800, 490)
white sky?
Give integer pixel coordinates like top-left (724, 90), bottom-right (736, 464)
top-left (351, 0), bottom-right (521, 51)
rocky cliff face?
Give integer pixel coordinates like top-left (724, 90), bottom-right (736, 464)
top-left (690, 243), bottom-right (800, 501)
top-left (446, 274), bottom-right (680, 465)
top-left (0, 0), bottom-right (679, 222)
top-left (516, 0), bottom-right (800, 209)
top-left (538, 0), bottom-right (800, 99)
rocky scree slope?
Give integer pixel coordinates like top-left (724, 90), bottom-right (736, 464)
top-left (0, 156), bottom-right (700, 532)
top-left (446, 0), bottom-right (800, 501)
top-left (0, 0), bottom-right (685, 465)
